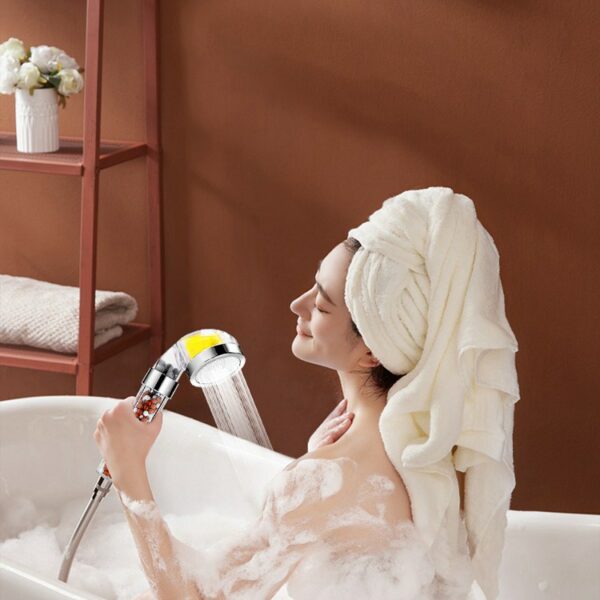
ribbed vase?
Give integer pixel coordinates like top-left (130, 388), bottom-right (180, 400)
top-left (15, 87), bottom-right (60, 153)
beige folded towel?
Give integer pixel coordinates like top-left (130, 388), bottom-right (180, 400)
top-left (0, 274), bottom-right (138, 354)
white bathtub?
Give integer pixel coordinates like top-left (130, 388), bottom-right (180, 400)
top-left (0, 396), bottom-right (598, 600)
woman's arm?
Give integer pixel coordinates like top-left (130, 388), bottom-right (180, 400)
top-left (114, 464), bottom-right (205, 600)
top-left (119, 468), bottom-right (297, 600)
top-left (93, 398), bottom-right (206, 599)
top-left (93, 398), bottom-right (307, 599)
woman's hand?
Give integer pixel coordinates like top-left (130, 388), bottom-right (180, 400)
top-left (307, 398), bottom-right (354, 452)
top-left (93, 396), bottom-right (163, 487)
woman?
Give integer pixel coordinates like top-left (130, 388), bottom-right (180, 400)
top-left (94, 238), bottom-right (427, 599)
top-left (95, 187), bottom-right (517, 600)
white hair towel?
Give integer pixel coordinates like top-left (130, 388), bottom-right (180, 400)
top-left (344, 186), bottom-right (520, 600)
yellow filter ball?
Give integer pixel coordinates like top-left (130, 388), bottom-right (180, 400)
top-left (183, 331), bottom-right (223, 359)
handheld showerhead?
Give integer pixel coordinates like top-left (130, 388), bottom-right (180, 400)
top-left (58, 328), bottom-right (245, 583)
top-left (97, 328), bottom-right (245, 475)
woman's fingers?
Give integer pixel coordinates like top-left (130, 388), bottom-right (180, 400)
top-left (307, 401), bottom-right (354, 452)
top-left (322, 419), bottom-right (351, 445)
top-left (332, 415), bottom-right (352, 432)
top-left (317, 413), bottom-right (354, 448)
top-left (328, 413), bottom-right (354, 429)
top-left (325, 398), bottom-right (348, 421)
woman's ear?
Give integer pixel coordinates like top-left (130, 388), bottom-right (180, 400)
top-left (368, 350), bottom-right (380, 365)
top-left (358, 350), bottom-right (380, 369)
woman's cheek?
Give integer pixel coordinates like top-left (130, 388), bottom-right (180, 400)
top-left (312, 316), bottom-right (333, 345)
top-left (310, 313), bottom-right (324, 336)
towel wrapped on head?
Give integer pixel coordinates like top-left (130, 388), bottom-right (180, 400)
top-left (344, 186), bottom-right (520, 600)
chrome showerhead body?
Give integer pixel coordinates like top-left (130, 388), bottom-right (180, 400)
top-left (140, 328), bottom-right (245, 398)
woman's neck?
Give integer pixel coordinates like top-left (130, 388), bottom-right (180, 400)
top-left (337, 370), bottom-right (387, 429)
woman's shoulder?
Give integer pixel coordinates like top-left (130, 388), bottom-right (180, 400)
top-left (268, 441), bottom-right (412, 528)
top-left (267, 454), bottom-right (358, 513)
top-left (303, 432), bottom-right (414, 523)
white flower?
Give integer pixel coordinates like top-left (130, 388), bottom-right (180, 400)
top-left (31, 46), bottom-right (79, 73)
top-left (52, 51), bottom-right (79, 71)
top-left (17, 62), bottom-right (41, 91)
top-left (0, 54), bottom-right (20, 94)
top-left (57, 68), bottom-right (84, 96)
top-left (0, 37), bottom-right (26, 62)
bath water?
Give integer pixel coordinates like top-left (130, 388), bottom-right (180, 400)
top-left (0, 456), bottom-right (475, 599)
top-left (0, 492), bottom-right (246, 599)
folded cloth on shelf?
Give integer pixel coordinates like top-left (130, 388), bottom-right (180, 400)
top-left (0, 274), bottom-right (138, 354)
top-left (344, 186), bottom-right (520, 600)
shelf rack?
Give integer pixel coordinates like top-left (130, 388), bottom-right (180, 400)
top-left (0, 0), bottom-right (165, 395)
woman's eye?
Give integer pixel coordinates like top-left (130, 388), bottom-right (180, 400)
top-left (315, 305), bottom-right (327, 313)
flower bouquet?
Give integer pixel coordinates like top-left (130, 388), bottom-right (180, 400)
top-left (0, 38), bottom-right (85, 152)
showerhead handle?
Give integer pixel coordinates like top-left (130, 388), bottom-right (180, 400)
top-left (96, 368), bottom-right (178, 479)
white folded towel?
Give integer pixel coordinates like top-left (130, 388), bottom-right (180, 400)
top-left (344, 187), bottom-right (520, 600)
top-left (0, 274), bottom-right (138, 354)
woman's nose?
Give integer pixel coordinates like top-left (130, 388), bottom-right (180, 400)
top-left (290, 288), bottom-right (312, 317)
top-left (289, 295), bottom-right (302, 316)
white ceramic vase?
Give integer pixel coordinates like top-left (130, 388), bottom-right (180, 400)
top-left (15, 87), bottom-right (60, 153)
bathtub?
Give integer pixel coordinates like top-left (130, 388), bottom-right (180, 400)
top-left (0, 395), bottom-right (598, 600)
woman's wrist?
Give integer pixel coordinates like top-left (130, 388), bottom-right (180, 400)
top-left (112, 460), bottom-right (154, 502)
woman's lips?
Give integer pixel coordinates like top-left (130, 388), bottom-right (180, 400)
top-left (296, 325), bottom-right (312, 337)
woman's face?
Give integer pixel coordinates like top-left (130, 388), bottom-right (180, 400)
top-left (290, 242), bottom-right (376, 372)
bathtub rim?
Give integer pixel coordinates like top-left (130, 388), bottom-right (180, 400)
top-left (1, 395), bottom-right (598, 524)
top-left (0, 393), bottom-right (294, 464)
top-left (0, 555), bottom-right (105, 600)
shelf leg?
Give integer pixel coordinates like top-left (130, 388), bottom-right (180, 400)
top-left (77, 0), bottom-right (105, 396)
top-left (144, 0), bottom-right (165, 360)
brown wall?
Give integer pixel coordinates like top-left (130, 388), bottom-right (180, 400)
top-left (1, 1), bottom-right (598, 514)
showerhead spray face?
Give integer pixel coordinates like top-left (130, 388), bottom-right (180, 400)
top-left (96, 328), bottom-right (245, 479)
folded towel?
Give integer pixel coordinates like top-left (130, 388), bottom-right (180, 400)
top-left (344, 187), bottom-right (520, 600)
top-left (0, 274), bottom-right (138, 354)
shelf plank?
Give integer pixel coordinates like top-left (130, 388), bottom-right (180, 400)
top-left (0, 322), bottom-right (152, 374)
top-left (0, 132), bottom-right (147, 176)
top-left (0, 344), bottom-right (79, 374)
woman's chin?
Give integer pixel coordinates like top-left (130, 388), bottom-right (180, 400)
top-left (291, 335), bottom-right (313, 357)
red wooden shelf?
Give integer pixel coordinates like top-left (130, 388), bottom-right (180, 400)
top-left (0, 0), bottom-right (165, 395)
top-left (0, 323), bottom-right (152, 374)
top-left (0, 132), bottom-right (148, 175)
